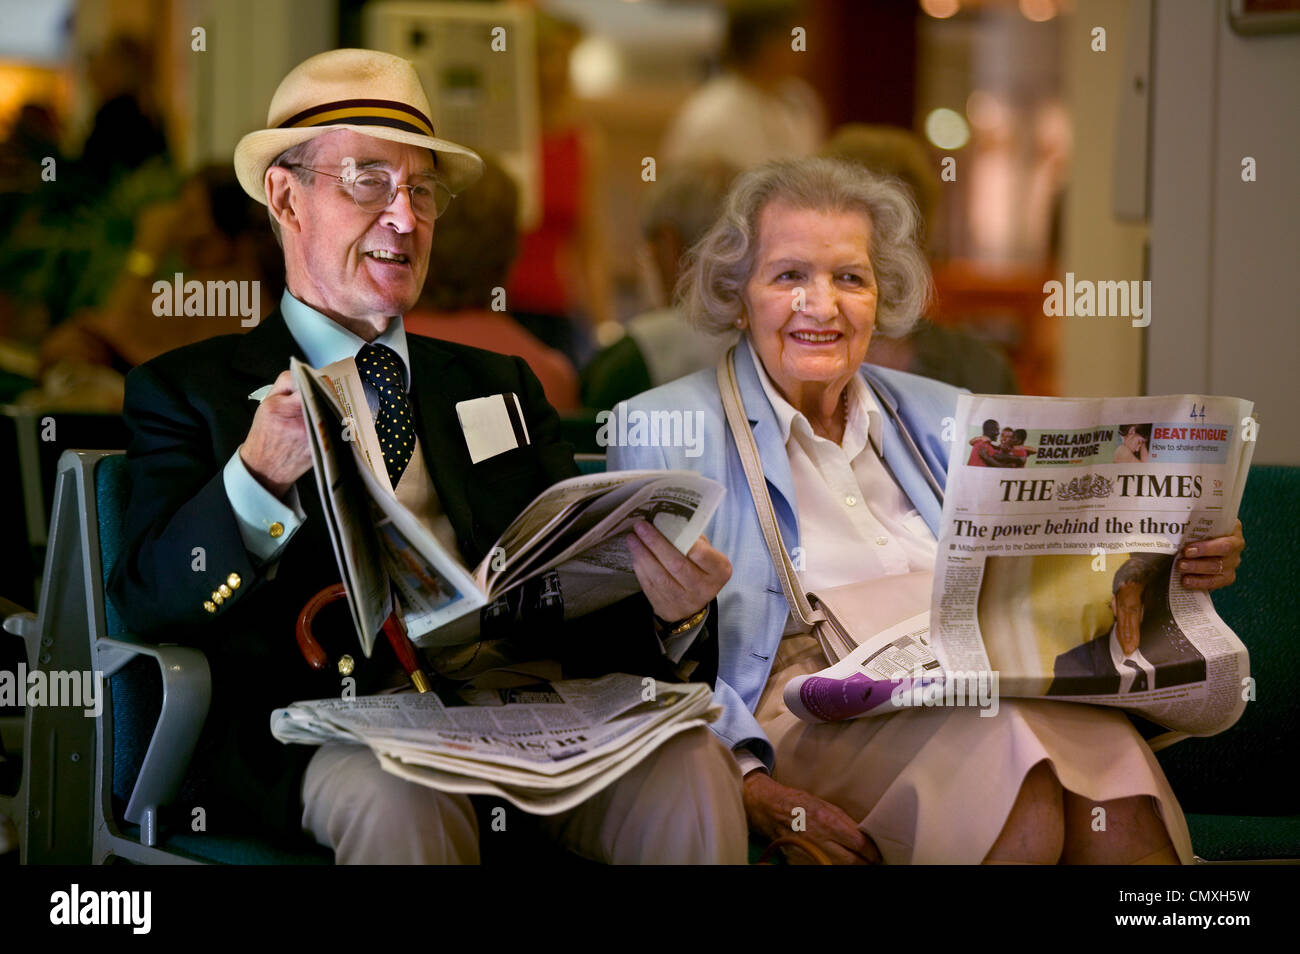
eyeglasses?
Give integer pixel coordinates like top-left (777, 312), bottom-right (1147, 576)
top-left (287, 164), bottom-right (453, 219)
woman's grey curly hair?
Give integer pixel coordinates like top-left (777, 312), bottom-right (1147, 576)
top-left (677, 156), bottom-right (931, 338)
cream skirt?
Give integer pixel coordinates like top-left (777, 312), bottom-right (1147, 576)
top-left (755, 633), bottom-right (1195, 864)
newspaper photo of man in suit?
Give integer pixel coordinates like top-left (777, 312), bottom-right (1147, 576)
top-left (1047, 552), bottom-right (1208, 697)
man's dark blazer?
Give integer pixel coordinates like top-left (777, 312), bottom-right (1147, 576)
top-left (108, 310), bottom-right (714, 840)
top-left (1047, 610), bottom-right (1207, 696)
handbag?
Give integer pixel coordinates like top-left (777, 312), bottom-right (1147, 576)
top-left (716, 347), bottom-right (938, 664)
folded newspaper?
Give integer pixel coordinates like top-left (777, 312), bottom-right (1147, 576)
top-left (289, 357), bottom-right (723, 655)
top-left (785, 393), bottom-right (1256, 746)
top-left (271, 674), bottom-right (720, 814)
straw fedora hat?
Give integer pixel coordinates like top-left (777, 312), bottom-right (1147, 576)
top-left (234, 48), bottom-right (483, 205)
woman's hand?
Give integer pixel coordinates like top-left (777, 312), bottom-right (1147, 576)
top-left (1178, 520), bottom-right (1244, 591)
top-left (743, 772), bottom-right (881, 865)
top-left (625, 522), bottom-right (731, 624)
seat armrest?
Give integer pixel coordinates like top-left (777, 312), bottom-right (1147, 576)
top-left (3, 610), bottom-right (38, 639)
top-left (98, 636), bottom-right (211, 844)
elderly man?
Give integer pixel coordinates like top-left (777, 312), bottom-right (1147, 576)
top-left (109, 49), bottom-right (745, 864)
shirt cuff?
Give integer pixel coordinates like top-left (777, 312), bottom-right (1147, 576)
top-left (733, 747), bottom-right (769, 778)
top-left (222, 447), bottom-right (306, 562)
top-left (659, 610), bottom-right (708, 664)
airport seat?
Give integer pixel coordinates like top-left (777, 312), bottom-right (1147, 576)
top-left (2, 449), bottom-right (331, 863)
top-left (1155, 465), bottom-right (1300, 862)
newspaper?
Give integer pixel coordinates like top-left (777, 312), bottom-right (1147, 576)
top-left (785, 393), bottom-right (1256, 742)
top-left (271, 675), bottom-right (720, 814)
top-left (289, 357), bottom-right (724, 654)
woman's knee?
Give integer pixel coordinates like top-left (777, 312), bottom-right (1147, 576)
top-left (1061, 791), bottom-right (1174, 864)
top-left (984, 760), bottom-right (1064, 864)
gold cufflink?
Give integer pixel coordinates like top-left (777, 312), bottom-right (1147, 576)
top-left (212, 591), bottom-right (224, 606)
top-left (269, 522), bottom-right (284, 538)
top-left (203, 601), bottom-right (217, 613)
top-left (228, 572), bottom-right (241, 589)
top-left (338, 654), bottom-right (355, 676)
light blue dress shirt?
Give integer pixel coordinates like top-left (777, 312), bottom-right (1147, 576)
top-left (221, 290), bottom-right (412, 562)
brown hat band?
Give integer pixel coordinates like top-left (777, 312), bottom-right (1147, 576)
top-left (276, 98), bottom-right (436, 138)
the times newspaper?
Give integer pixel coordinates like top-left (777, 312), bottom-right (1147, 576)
top-left (786, 393), bottom-right (1256, 744)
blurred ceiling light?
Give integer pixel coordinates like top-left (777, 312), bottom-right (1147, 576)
top-left (1019, 0), bottom-right (1057, 22)
top-left (920, 0), bottom-right (961, 18)
top-left (925, 108), bottom-right (970, 150)
top-left (570, 35), bottom-right (623, 98)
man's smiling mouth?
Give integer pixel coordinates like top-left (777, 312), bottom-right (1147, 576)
top-left (365, 249), bottom-right (410, 264)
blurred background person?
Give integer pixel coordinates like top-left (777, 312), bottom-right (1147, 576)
top-left (0, 103), bottom-right (62, 239)
top-left (32, 164), bottom-right (279, 409)
top-left (0, 32), bottom-right (178, 353)
top-left (581, 158), bottom-right (738, 411)
top-left (78, 33), bottom-right (170, 194)
top-left (661, 0), bottom-right (825, 170)
top-left (819, 122), bottom-right (1018, 394)
top-left (505, 9), bottom-right (614, 365)
top-left (406, 152), bottom-right (579, 413)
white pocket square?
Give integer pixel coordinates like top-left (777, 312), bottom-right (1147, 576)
top-left (455, 392), bottom-right (530, 464)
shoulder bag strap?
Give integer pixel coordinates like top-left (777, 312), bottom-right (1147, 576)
top-left (716, 347), bottom-right (825, 629)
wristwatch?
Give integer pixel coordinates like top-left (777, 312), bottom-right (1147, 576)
top-left (655, 604), bottom-right (709, 637)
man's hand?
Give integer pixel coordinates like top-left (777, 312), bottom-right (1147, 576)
top-left (1178, 520), bottom-right (1244, 591)
top-left (625, 521), bottom-right (730, 624)
top-left (239, 369), bottom-right (312, 499)
top-left (743, 772), bottom-right (881, 865)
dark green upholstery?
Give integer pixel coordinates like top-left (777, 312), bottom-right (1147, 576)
top-left (560, 411), bottom-right (603, 456)
top-left (580, 335), bottom-right (653, 413)
top-left (1156, 465), bottom-right (1300, 859)
top-left (96, 454), bottom-right (128, 638)
top-left (575, 455), bottom-right (606, 476)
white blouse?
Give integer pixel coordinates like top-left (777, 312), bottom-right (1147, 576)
top-left (749, 339), bottom-right (937, 597)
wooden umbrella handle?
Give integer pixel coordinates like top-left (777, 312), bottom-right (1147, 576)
top-left (296, 583), bottom-right (348, 671)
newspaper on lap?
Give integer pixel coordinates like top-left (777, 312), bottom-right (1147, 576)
top-left (785, 393), bottom-right (1256, 747)
top-left (271, 675), bottom-right (720, 814)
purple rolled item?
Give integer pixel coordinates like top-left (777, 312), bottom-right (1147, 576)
top-left (784, 672), bottom-right (905, 723)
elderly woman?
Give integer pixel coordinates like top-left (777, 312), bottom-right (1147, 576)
top-left (609, 157), bottom-right (1245, 864)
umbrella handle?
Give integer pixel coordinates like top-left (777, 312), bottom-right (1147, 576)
top-left (296, 583), bottom-right (348, 671)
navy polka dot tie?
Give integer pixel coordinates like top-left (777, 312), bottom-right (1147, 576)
top-left (356, 342), bottom-right (414, 487)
